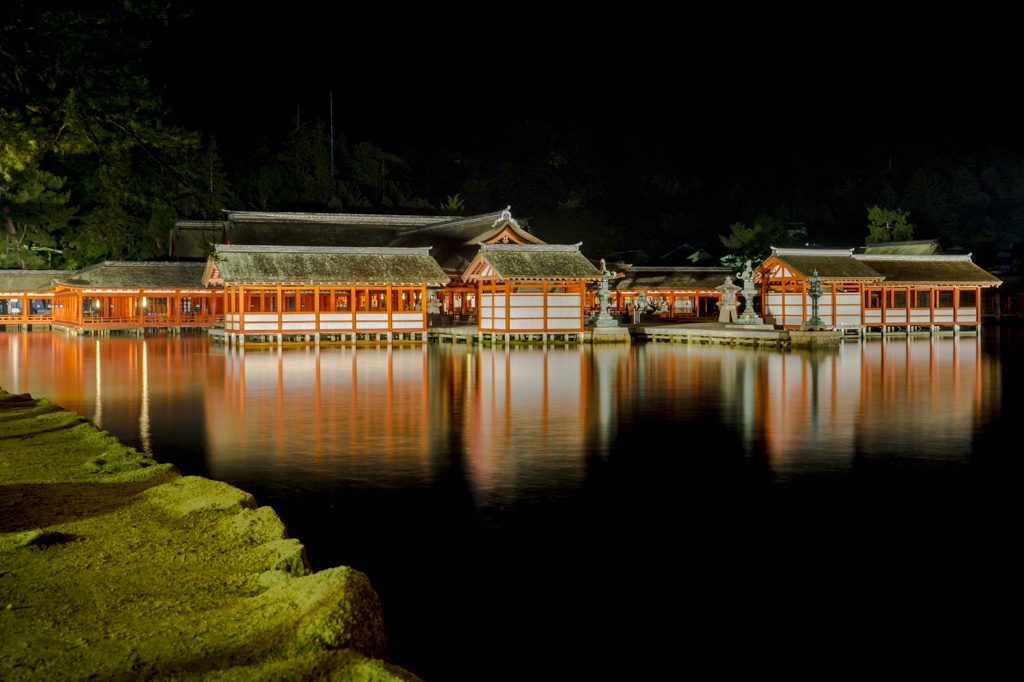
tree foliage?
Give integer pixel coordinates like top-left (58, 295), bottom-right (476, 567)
top-left (865, 206), bottom-right (914, 244)
top-left (1, 164), bottom-right (75, 268)
top-left (1, 1), bottom-right (229, 266)
top-left (719, 217), bottom-right (786, 264)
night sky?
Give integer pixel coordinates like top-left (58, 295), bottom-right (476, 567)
top-left (147, 9), bottom-right (1016, 157)
top-left (136, 7), bottom-right (1024, 256)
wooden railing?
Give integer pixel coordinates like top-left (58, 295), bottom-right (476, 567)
top-left (0, 314), bottom-right (53, 323)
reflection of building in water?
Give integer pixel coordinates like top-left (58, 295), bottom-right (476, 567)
top-left (203, 346), bottom-right (434, 481)
top-left (0, 333), bottom-right (210, 455)
top-left (757, 338), bottom-right (993, 472)
top-left (461, 347), bottom-right (589, 504)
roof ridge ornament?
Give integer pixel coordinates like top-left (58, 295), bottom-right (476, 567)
top-left (492, 206), bottom-right (520, 229)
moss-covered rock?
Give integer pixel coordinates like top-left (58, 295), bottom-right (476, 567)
top-left (0, 387), bottom-right (410, 681)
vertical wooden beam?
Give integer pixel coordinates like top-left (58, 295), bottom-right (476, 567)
top-left (858, 282), bottom-right (865, 327)
top-left (831, 282), bottom-right (837, 327)
top-left (880, 285), bottom-right (887, 328)
top-left (801, 280), bottom-right (807, 324)
top-left (542, 279), bottom-right (548, 333)
top-left (237, 286), bottom-right (245, 335)
top-left (780, 278), bottom-right (786, 327)
top-left (314, 285), bottom-right (320, 332)
top-left (277, 284), bottom-right (283, 335)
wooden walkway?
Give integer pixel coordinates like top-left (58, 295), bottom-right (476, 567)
top-left (427, 325), bottom-right (628, 346)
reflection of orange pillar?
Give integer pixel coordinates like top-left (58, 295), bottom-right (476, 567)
top-left (314, 347), bottom-right (321, 462)
top-left (276, 350), bottom-right (284, 460)
top-left (386, 346), bottom-right (394, 456)
top-left (953, 336), bottom-right (960, 418)
top-left (541, 347), bottom-right (549, 450)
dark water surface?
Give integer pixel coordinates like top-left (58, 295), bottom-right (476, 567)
top-left (2, 330), bottom-right (1018, 676)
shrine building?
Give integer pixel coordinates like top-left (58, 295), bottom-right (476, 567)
top-left (462, 243), bottom-right (602, 343)
top-left (1, 269), bottom-right (67, 329)
top-left (757, 247), bottom-right (1001, 332)
top-left (43, 262), bottom-right (218, 334)
top-left (606, 266), bottom-right (733, 319)
top-left (204, 244), bottom-right (449, 346)
top-left (173, 207), bottom-right (541, 323)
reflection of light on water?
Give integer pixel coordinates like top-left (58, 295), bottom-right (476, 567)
top-left (2, 332), bottom-right (1004, 512)
top-left (140, 339), bottom-right (151, 453)
top-left (206, 346), bottom-right (433, 481)
top-left (94, 340), bottom-right (102, 429)
top-left (593, 346), bottom-right (618, 455)
top-left (463, 346), bottom-right (587, 505)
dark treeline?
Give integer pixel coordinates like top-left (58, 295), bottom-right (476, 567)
top-left (3, 2), bottom-right (1023, 271)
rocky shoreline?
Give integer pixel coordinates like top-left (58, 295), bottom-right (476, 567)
top-left (0, 388), bottom-right (421, 681)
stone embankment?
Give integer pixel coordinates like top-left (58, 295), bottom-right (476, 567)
top-left (0, 388), bottom-right (421, 681)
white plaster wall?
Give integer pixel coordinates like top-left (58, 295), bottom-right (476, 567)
top-left (510, 307), bottom-right (544, 318)
top-left (510, 295), bottom-right (544, 307)
top-left (510, 319), bottom-right (544, 330)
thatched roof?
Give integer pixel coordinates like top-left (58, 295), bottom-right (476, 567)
top-left (220, 210), bottom-right (456, 250)
top-left (610, 267), bottom-right (734, 291)
top-left (854, 255), bottom-right (1002, 284)
top-left (211, 245), bottom-right (449, 285)
top-left (390, 209), bottom-right (542, 275)
top-left (860, 239), bottom-right (943, 256)
top-left (49, 262), bottom-right (207, 290)
top-left (0, 270), bottom-right (76, 293)
top-left (469, 244), bottom-right (602, 281)
top-left (170, 221), bottom-right (223, 259)
top-left (769, 248), bottom-right (883, 280)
